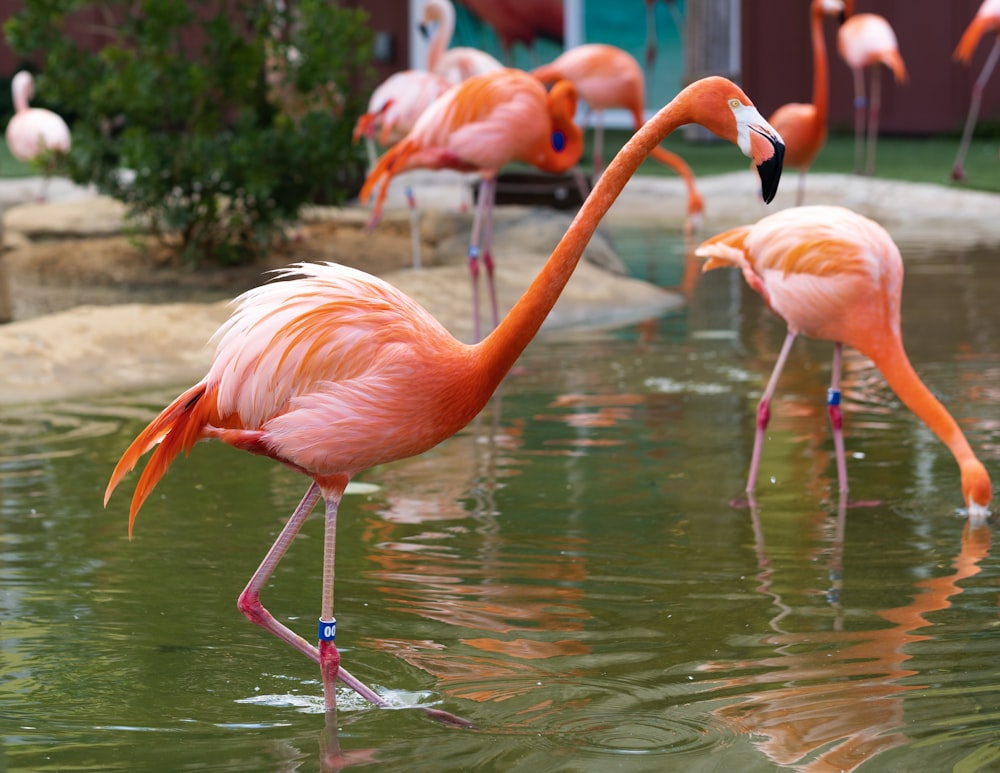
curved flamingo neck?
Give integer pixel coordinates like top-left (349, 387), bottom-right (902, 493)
top-left (11, 75), bottom-right (31, 113)
top-left (425, 1), bottom-right (455, 72)
top-left (475, 95), bottom-right (695, 380)
top-left (867, 334), bottom-right (980, 471)
top-left (811, 2), bottom-right (830, 128)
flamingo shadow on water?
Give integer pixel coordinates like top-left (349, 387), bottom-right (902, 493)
top-left (104, 75), bottom-right (784, 725)
top-left (701, 494), bottom-right (994, 772)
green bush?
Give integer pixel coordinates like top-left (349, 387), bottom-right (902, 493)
top-left (5, 0), bottom-right (374, 265)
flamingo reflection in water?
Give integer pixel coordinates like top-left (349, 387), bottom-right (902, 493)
top-left (700, 495), bottom-right (993, 771)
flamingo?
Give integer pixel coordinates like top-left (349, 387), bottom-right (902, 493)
top-left (352, 70), bottom-right (453, 270)
top-left (352, 70), bottom-right (452, 161)
top-left (696, 205), bottom-right (992, 517)
top-left (5, 71), bottom-right (71, 199)
top-left (455, 0), bottom-right (564, 63)
top-left (104, 75), bottom-right (784, 717)
top-left (643, 0), bottom-right (684, 84)
top-left (951, 0), bottom-right (1000, 182)
top-left (420, 0), bottom-right (503, 85)
top-left (837, 2), bottom-right (908, 175)
top-left (532, 43), bottom-right (706, 234)
top-left (768, 0), bottom-right (844, 204)
top-left (360, 68), bottom-right (584, 342)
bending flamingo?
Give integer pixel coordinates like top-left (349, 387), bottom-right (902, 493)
top-left (420, 0), bottom-right (503, 85)
top-left (837, 2), bottom-right (908, 175)
top-left (696, 205), bottom-right (992, 517)
top-left (951, 0), bottom-right (1000, 182)
top-left (360, 68), bottom-right (583, 342)
top-left (768, 0), bottom-right (844, 204)
top-left (352, 69), bottom-right (452, 160)
top-left (105, 75), bottom-right (784, 717)
top-left (533, 43), bottom-right (705, 233)
top-left (5, 71), bottom-right (71, 198)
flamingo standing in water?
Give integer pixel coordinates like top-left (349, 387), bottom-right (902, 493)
top-left (837, 2), bottom-right (907, 175)
top-left (696, 205), bottom-right (992, 517)
top-left (532, 43), bottom-right (706, 234)
top-left (951, 0), bottom-right (1000, 181)
top-left (360, 68), bottom-right (584, 342)
top-left (105, 75), bottom-right (784, 717)
top-left (5, 71), bottom-right (71, 198)
top-left (768, 0), bottom-right (844, 204)
top-left (420, 0), bottom-right (503, 85)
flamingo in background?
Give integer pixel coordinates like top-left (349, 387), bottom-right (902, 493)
top-left (420, 0), bottom-right (503, 85)
top-left (532, 43), bottom-right (705, 234)
top-left (456, 0), bottom-right (563, 63)
top-left (360, 68), bottom-right (583, 342)
top-left (104, 74), bottom-right (784, 717)
top-left (951, 0), bottom-right (1000, 181)
top-left (352, 70), bottom-right (451, 163)
top-left (696, 205), bottom-right (992, 517)
top-left (837, 2), bottom-right (907, 175)
top-left (768, 0), bottom-right (844, 204)
top-left (5, 71), bottom-right (71, 198)
top-left (643, 0), bottom-right (684, 83)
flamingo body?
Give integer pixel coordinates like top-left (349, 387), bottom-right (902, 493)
top-left (533, 43), bottom-right (705, 232)
top-left (421, 0), bottom-right (503, 85)
top-left (5, 71), bottom-right (71, 164)
top-left (697, 205), bottom-right (992, 517)
top-left (360, 67), bottom-right (583, 340)
top-left (106, 74), bottom-right (784, 714)
top-left (456, 0), bottom-right (563, 58)
top-left (951, 0), bottom-right (1000, 181)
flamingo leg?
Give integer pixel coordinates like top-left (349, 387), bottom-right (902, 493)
top-left (479, 176), bottom-right (500, 332)
top-left (796, 169), bottom-right (807, 206)
top-left (865, 67), bottom-right (882, 176)
top-left (405, 186), bottom-right (422, 270)
top-left (593, 109), bottom-right (606, 178)
top-left (953, 37), bottom-right (1000, 182)
top-left (827, 342), bottom-right (849, 494)
top-left (851, 67), bottom-right (866, 174)
top-left (235, 480), bottom-right (389, 710)
top-left (747, 330), bottom-right (798, 493)
top-left (468, 178), bottom-right (491, 342)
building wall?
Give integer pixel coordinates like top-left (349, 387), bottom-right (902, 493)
top-left (741, 0), bottom-right (1000, 135)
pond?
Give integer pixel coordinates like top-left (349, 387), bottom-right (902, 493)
top-left (1, 225), bottom-right (999, 772)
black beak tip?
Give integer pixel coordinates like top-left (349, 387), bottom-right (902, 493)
top-left (418, 22), bottom-right (430, 40)
top-left (757, 140), bottom-right (785, 204)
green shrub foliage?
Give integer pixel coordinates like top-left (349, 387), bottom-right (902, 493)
top-left (6, 0), bottom-right (373, 264)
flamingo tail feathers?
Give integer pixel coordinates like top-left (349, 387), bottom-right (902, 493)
top-left (104, 383), bottom-right (213, 536)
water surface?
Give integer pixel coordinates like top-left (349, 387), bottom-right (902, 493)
top-left (2, 228), bottom-right (999, 772)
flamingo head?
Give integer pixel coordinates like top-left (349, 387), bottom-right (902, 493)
top-left (961, 459), bottom-right (992, 522)
top-left (536, 80), bottom-right (583, 174)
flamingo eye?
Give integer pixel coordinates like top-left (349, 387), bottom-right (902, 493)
top-left (551, 130), bottom-right (566, 152)
top-left (728, 98), bottom-right (742, 109)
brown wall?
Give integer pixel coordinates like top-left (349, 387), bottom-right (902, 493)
top-left (742, 0), bottom-right (1000, 135)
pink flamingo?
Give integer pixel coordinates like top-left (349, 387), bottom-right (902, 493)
top-left (420, 0), bottom-right (503, 85)
top-left (768, 0), bottom-right (844, 204)
top-left (951, 0), bottom-right (1000, 181)
top-left (360, 68), bottom-right (584, 342)
top-left (105, 75), bottom-right (784, 716)
top-left (352, 70), bottom-right (452, 156)
top-left (532, 43), bottom-right (706, 233)
top-left (5, 71), bottom-right (71, 198)
top-left (837, 2), bottom-right (908, 175)
top-left (696, 205), bottom-right (992, 516)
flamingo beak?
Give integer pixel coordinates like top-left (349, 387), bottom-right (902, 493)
top-left (752, 127), bottom-right (785, 204)
top-left (419, 22), bottom-right (431, 41)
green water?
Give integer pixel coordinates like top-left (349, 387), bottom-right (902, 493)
top-left (2, 231), bottom-right (999, 772)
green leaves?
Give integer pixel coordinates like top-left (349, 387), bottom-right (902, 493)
top-left (7, 0), bottom-right (373, 265)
